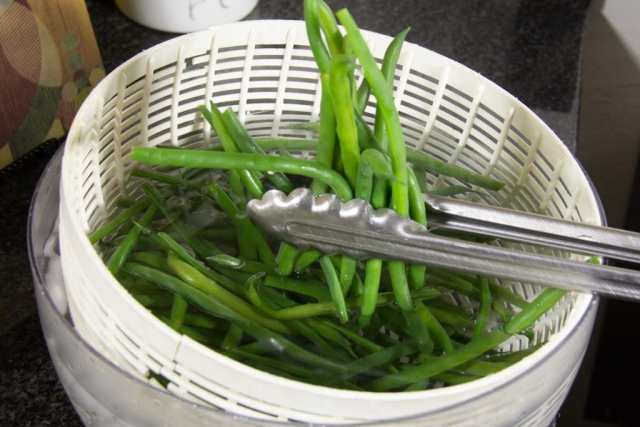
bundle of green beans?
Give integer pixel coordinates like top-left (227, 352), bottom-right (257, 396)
top-left (90, 1), bottom-right (574, 392)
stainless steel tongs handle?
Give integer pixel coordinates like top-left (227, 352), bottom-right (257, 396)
top-left (247, 189), bottom-right (640, 302)
top-left (424, 194), bottom-right (640, 264)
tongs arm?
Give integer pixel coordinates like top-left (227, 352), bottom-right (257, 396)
top-left (424, 194), bottom-right (640, 264)
top-left (247, 189), bottom-right (640, 302)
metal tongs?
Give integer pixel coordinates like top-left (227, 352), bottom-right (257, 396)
top-left (246, 188), bottom-right (640, 302)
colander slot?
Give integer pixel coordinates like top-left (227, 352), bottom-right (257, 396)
top-left (100, 95), bottom-right (119, 126)
top-left (209, 65), bottom-right (244, 77)
top-left (176, 82), bottom-right (207, 97)
top-left (252, 43), bottom-right (286, 50)
top-left (509, 124), bottom-right (534, 148)
top-left (210, 76), bottom-right (243, 87)
top-left (471, 120), bottom-right (500, 145)
top-left (217, 55), bottom-right (247, 66)
top-left (404, 79), bottom-right (437, 100)
top-left (436, 105), bottom-right (467, 134)
top-left (148, 92), bottom-right (174, 111)
top-left (408, 67), bottom-right (440, 85)
top-left (441, 93), bottom-right (472, 119)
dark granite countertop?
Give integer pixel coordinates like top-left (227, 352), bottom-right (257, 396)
top-left (0, 0), bottom-right (590, 425)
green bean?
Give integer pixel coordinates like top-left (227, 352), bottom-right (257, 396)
top-left (282, 122), bottom-right (321, 132)
top-left (319, 256), bottom-right (349, 323)
top-left (337, 9), bottom-right (409, 214)
top-left (210, 138), bottom-right (317, 152)
top-left (341, 149), bottom-right (395, 298)
top-left (374, 27), bottom-right (410, 151)
top-left (121, 276), bottom-right (166, 295)
top-left (141, 184), bottom-right (221, 260)
top-left (372, 285), bottom-right (564, 391)
top-left (263, 275), bottom-right (332, 302)
top-left (368, 328), bottom-right (510, 391)
top-left (428, 307), bottom-right (474, 329)
top-left (405, 379), bottom-right (429, 392)
top-left (167, 254), bottom-right (292, 334)
top-left (231, 341), bottom-right (273, 356)
top-left (318, 0), bottom-right (343, 57)
top-left (356, 149), bottom-right (397, 200)
top-left (221, 324), bottom-right (244, 350)
top-left (227, 349), bottom-right (322, 379)
top-left (320, 320), bottom-right (382, 354)
top-left (304, 0), bottom-right (330, 74)
top-left (222, 109), bottom-right (295, 193)
top-left (304, 318), bottom-right (355, 356)
top-left (124, 262), bottom-right (346, 374)
top-left (406, 149), bottom-right (504, 192)
top-left (339, 257), bottom-right (358, 296)
top-left (206, 254), bottom-right (245, 269)
top-left (428, 268), bottom-right (513, 319)
top-left (246, 274), bottom-right (342, 359)
top-left (355, 114), bottom-right (383, 151)
top-left (107, 204), bottom-right (158, 275)
top-left (181, 166), bottom-right (209, 182)
top-left (276, 243), bottom-right (299, 276)
top-left (294, 249), bottom-right (322, 273)
top-left (338, 10), bottom-right (431, 356)
top-left (488, 283), bottom-right (529, 309)
top-left (89, 198), bottom-right (152, 244)
top-left (426, 185), bottom-right (486, 197)
top-left (416, 301), bottom-right (454, 353)
top-left (203, 184), bottom-right (274, 265)
top-left (329, 55), bottom-right (360, 187)
top-left (342, 341), bottom-right (416, 381)
top-left (474, 276), bottom-right (491, 339)
top-left (257, 138), bottom-right (318, 151)
top-left (207, 254), bottom-right (283, 278)
top-left (456, 359), bottom-right (509, 376)
top-left (248, 282), bottom-right (438, 320)
top-left (170, 296), bottom-right (188, 331)
top-left (134, 293), bottom-right (174, 308)
top-left (504, 288), bottom-right (566, 335)
top-left (198, 103), bottom-right (265, 199)
top-left (387, 261), bottom-right (432, 354)
top-left (483, 345), bottom-right (542, 364)
top-left (129, 251), bottom-right (172, 273)
top-left (228, 169), bottom-right (247, 210)
top-left (407, 166), bottom-right (427, 289)
top-left (311, 75), bottom-right (338, 196)
top-left (290, 320), bottom-right (344, 360)
top-left (349, 270), bottom-right (364, 297)
top-left (424, 267), bottom-right (476, 296)
top-left (355, 79), bottom-right (371, 116)
top-left (155, 232), bottom-right (246, 298)
top-left (354, 148), bottom-right (387, 328)
top-left (413, 165), bottom-right (428, 193)
top-left (132, 148), bottom-right (353, 201)
top-left (358, 259), bottom-right (383, 328)
top-left (305, 0), bottom-right (337, 195)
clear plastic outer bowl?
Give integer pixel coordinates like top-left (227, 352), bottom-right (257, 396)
top-left (32, 148), bottom-right (600, 424)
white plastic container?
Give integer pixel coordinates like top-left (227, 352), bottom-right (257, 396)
top-left (115, 0), bottom-right (259, 33)
top-left (59, 20), bottom-right (603, 425)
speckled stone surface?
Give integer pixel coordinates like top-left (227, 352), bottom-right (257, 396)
top-left (0, 0), bottom-right (589, 425)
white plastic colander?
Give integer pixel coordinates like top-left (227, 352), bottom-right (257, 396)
top-left (59, 20), bottom-right (601, 426)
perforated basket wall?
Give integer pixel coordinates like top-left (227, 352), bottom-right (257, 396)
top-left (60, 20), bottom-right (601, 426)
